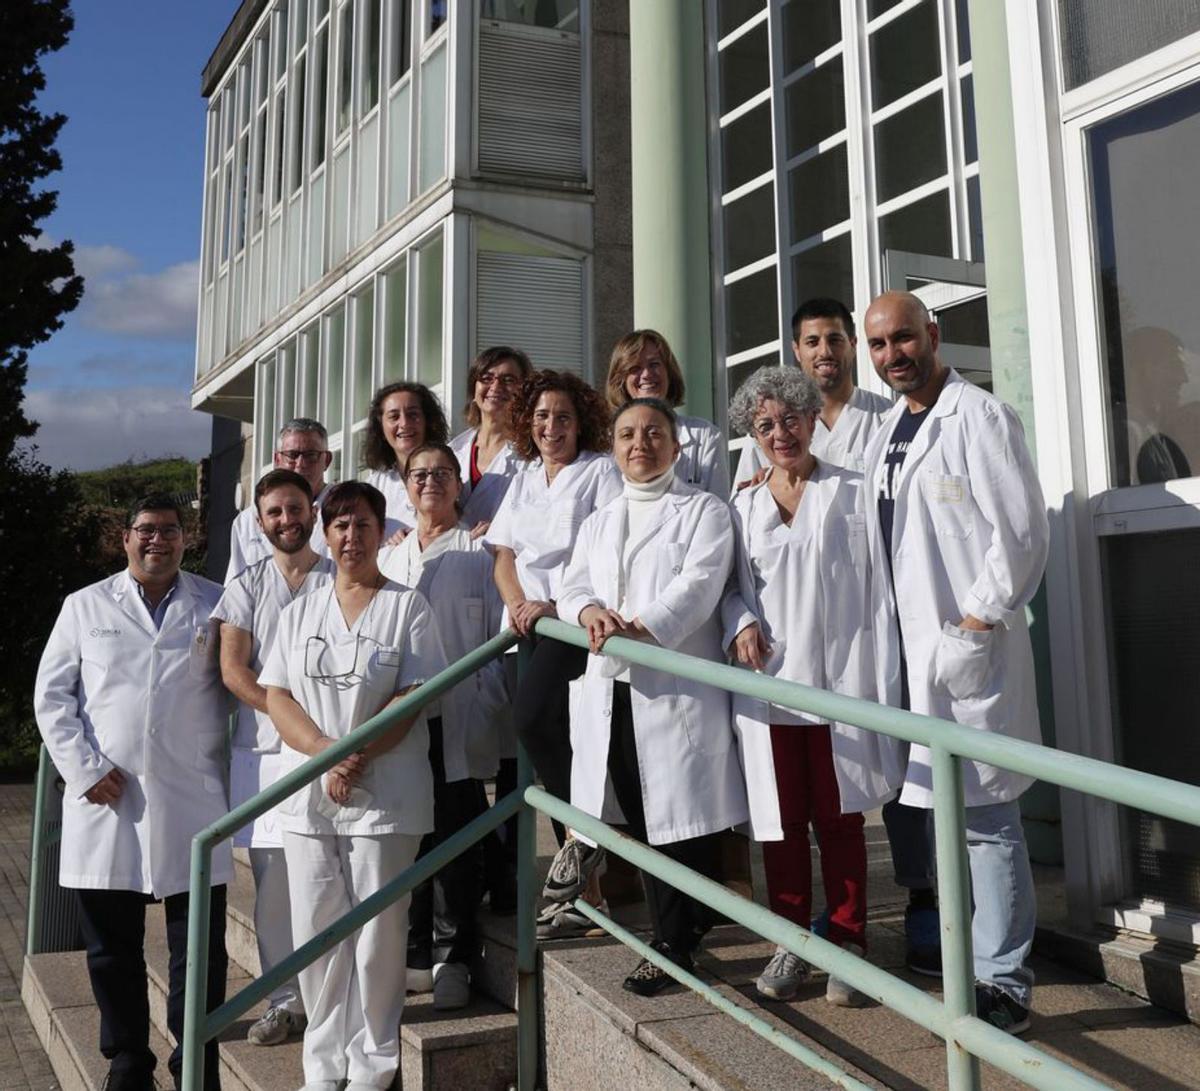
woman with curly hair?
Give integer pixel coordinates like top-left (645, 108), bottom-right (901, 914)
top-left (483, 369), bottom-right (621, 933)
top-left (605, 329), bottom-right (730, 496)
top-left (363, 381), bottom-right (450, 533)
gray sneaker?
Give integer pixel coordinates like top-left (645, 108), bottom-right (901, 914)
top-left (432, 961), bottom-right (471, 1010)
top-left (542, 839), bottom-right (607, 902)
top-left (826, 943), bottom-right (868, 1007)
top-left (246, 1005), bottom-right (306, 1046)
top-left (755, 945), bottom-right (809, 1000)
top-left (536, 898), bottom-right (610, 939)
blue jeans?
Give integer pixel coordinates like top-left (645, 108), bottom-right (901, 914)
top-left (966, 800), bottom-right (1036, 1007)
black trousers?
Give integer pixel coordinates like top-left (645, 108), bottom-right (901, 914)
top-left (409, 718), bottom-right (487, 965)
top-left (76, 884), bottom-right (227, 1090)
top-left (512, 638), bottom-right (590, 846)
top-left (607, 682), bottom-right (722, 955)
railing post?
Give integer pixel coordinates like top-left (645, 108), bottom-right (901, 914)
top-left (515, 638), bottom-right (539, 1090)
top-left (25, 746), bottom-right (53, 957)
top-left (931, 744), bottom-right (982, 1090)
top-left (179, 838), bottom-right (213, 1091)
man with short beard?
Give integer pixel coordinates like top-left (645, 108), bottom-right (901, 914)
top-left (212, 469), bottom-right (335, 1046)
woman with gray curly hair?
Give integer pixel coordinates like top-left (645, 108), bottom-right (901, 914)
top-left (721, 366), bottom-right (903, 1008)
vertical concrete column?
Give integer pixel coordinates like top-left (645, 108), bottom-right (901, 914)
top-left (628, 2), bottom-right (715, 417)
top-left (967, 0), bottom-right (1061, 862)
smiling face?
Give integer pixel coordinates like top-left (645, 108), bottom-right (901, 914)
top-left (381, 391), bottom-right (427, 462)
top-left (123, 507), bottom-right (185, 584)
top-left (751, 397), bottom-right (818, 472)
top-left (404, 448), bottom-right (462, 521)
top-left (531, 390), bottom-right (580, 466)
top-left (474, 356), bottom-right (523, 421)
top-left (864, 292), bottom-right (944, 399)
top-left (257, 484), bottom-right (317, 555)
top-left (613, 404), bottom-right (680, 483)
top-left (793, 316), bottom-right (856, 397)
top-left (273, 428), bottom-right (331, 493)
top-left (325, 496), bottom-right (383, 576)
top-left (623, 344), bottom-right (669, 402)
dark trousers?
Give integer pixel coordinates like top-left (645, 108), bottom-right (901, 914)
top-left (607, 682), bottom-right (722, 955)
top-left (76, 885), bottom-right (227, 1090)
top-left (882, 647), bottom-right (936, 892)
top-left (483, 755), bottom-right (519, 904)
top-left (409, 718), bottom-right (487, 965)
top-left (512, 638), bottom-right (589, 846)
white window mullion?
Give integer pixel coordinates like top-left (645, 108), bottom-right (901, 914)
top-left (767, 0), bottom-right (791, 351)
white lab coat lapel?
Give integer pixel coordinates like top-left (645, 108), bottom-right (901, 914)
top-left (109, 571), bottom-right (159, 641)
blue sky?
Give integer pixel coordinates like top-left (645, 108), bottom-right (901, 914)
top-left (23, 1), bottom-right (242, 471)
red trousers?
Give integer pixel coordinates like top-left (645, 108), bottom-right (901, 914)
top-left (762, 723), bottom-right (867, 949)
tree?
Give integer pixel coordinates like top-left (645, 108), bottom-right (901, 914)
top-left (0, 0), bottom-right (83, 459)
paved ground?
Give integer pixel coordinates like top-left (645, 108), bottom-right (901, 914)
top-left (0, 782), bottom-right (60, 1090)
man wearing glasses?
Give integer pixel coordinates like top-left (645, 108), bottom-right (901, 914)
top-left (34, 496), bottom-right (230, 1091)
top-left (226, 417), bottom-right (333, 583)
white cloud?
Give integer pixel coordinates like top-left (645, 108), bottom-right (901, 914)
top-left (73, 243), bottom-right (140, 280)
top-left (80, 259), bottom-right (200, 339)
top-left (22, 385), bottom-right (210, 472)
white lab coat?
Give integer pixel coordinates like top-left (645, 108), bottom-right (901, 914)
top-left (448, 429), bottom-right (523, 527)
top-left (733, 386), bottom-right (893, 489)
top-left (33, 570), bottom-right (234, 898)
top-left (675, 414), bottom-right (731, 497)
top-left (212, 554), bottom-right (336, 848)
top-left (259, 581), bottom-right (446, 836)
top-left (721, 467), bottom-right (904, 837)
top-left (225, 485), bottom-right (331, 584)
top-left (557, 480), bottom-right (750, 845)
top-left (365, 467), bottom-right (417, 537)
top-left (862, 370), bottom-right (1050, 809)
top-left (379, 528), bottom-right (508, 781)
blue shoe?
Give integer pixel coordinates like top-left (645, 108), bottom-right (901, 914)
top-left (811, 909), bottom-right (830, 939)
top-left (905, 906), bottom-right (942, 977)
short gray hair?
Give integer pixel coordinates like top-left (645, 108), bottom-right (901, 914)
top-left (728, 366), bottom-right (821, 436)
top-left (278, 417), bottom-right (328, 444)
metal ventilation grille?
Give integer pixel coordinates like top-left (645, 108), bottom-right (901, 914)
top-left (477, 251), bottom-right (584, 373)
top-left (477, 22), bottom-right (584, 181)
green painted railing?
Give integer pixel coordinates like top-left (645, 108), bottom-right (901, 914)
top-left (30, 616), bottom-right (1200, 1090)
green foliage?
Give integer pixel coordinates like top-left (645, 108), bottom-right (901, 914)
top-left (76, 457), bottom-right (197, 508)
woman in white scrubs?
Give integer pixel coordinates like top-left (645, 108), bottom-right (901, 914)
top-left (604, 330), bottom-right (731, 496)
top-left (484, 369), bottom-right (621, 928)
top-left (557, 397), bottom-right (748, 995)
top-left (378, 443), bottom-right (507, 1010)
top-left (722, 366), bottom-right (901, 1007)
top-left (362, 382), bottom-right (450, 533)
top-left (261, 481), bottom-right (446, 1091)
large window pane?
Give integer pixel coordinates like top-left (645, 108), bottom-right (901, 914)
top-left (363, 0), bottom-right (381, 110)
top-left (337, 1), bottom-right (353, 134)
top-left (724, 183), bottom-right (776, 271)
top-left (878, 189), bottom-right (952, 262)
top-left (383, 259), bottom-right (407, 382)
top-left (967, 174), bottom-right (984, 262)
top-left (873, 92), bottom-right (946, 203)
top-left (301, 322), bottom-right (321, 416)
top-left (792, 233), bottom-right (854, 312)
top-left (258, 355), bottom-right (277, 468)
top-left (719, 20), bottom-right (770, 114)
top-left (960, 74), bottom-right (977, 164)
top-left (869, 0), bottom-right (940, 110)
top-left (717, 0), bottom-right (763, 39)
top-left (353, 286), bottom-right (375, 421)
top-left (721, 101), bottom-right (772, 191)
top-left (279, 340), bottom-right (297, 421)
top-left (480, 0), bottom-right (580, 30)
top-left (312, 27), bottom-right (328, 168)
top-left (326, 305), bottom-right (346, 433)
top-left (725, 265), bottom-right (778, 355)
top-left (418, 45), bottom-right (447, 192)
top-left (1088, 80), bottom-right (1200, 486)
top-left (416, 233), bottom-right (444, 388)
top-left (1059, 0), bottom-right (1200, 90)
top-left (785, 56), bottom-right (845, 156)
top-left (788, 143), bottom-right (849, 242)
top-left (392, 0), bottom-right (412, 83)
top-left (955, 0), bottom-right (971, 62)
top-left (290, 54), bottom-right (307, 194)
top-left (782, 0), bottom-right (840, 72)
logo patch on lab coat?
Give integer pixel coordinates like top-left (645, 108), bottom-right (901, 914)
top-left (89, 627), bottom-right (122, 638)
top-left (928, 478), bottom-right (964, 503)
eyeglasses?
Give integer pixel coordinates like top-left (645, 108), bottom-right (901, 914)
top-left (304, 634), bottom-right (380, 688)
top-left (406, 467), bottom-right (457, 486)
top-left (277, 449), bottom-right (326, 464)
top-left (753, 414), bottom-right (806, 438)
top-left (478, 373), bottom-right (520, 388)
top-left (130, 524), bottom-right (182, 541)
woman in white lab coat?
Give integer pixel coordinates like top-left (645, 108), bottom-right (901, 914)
top-left (362, 381), bottom-right (450, 533)
top-left (378, 443), bottom-right (507, 1009)
top-left (261, 480), bottom-right (446, 1091)
top-left (557, 397), bottom-right (748, 996)
top-left (604, 329), bottom-right (731, 496)
top-left (484, 369), bottom-right (622, 927)
top-left (723, 366), bottom-right (903, 1006)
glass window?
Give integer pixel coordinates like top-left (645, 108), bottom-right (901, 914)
top-left (725, 265), bottom-right (779, 355)
top-left (721, 101), bottom-right (772, 192)
top-left (292, 0), bottom-right (308, 53)
top-left (221, 162), bottom-right (234, 262)
top-left (966, 173), bottom-right (983, 261)
top-left (383, 258), bottom-right (408, 382)
top-left (1088, 80), bottom-right (1200, 486)
top-left (312, 29), bottom-right (328, 168)
top-left (785, 56), bottom-right (845, 157)
top-left (392, 0), bottom-right (412, 83)
top-left (363, 0), bottom-right (382, 111)
top-left (353, 287), bottom-right (376, 421)
top-left (279, 340), bottom-right (298, 421)
top-left (867, 0), bottom-right (903, 17)
top-left (428, 0), bottom-right (447, 37)
top-left (479, 0), bottom-right (580, 30)
top-left (273, 90), bottom-right (287, 205)
top-left (327, 305), bottom-right (346, 433)
top-left (782, 0), bottom-right (840, 72)
top-left (418, 44), bottom-right (447, 192)
top-left (788, 142), bottom-right (849, 242)
top-left (416, 233), bottom-right (444, 388)
top-left (236, 135), bottom-right (250, 252)
top-left (302, 322), bottom-right (321, 416)
top-left (726, 350), bottom-right (775, 404)
top-left (960, 74), bottom-right (977, 164)
top-left (316, 0), bottom-right (329, 20)
top-left (239, 61), bottom-right (252, 130)
top-left (258, 356), bottom-right (278, 467)
top-left (724, 183), bottom-right (776, 271)
top-left (290, 54), bottom-right (307, 193)
top-left (252, 112), bottom-right (268, 231)
top-left (1059, 0), bottom-right (1200, 90)
top-left (873, 92), bottom-right (946, 203)
top-left (955, 0), bottom-right (971, 63)
top-left (337, 1), bottom-right (354, 134)
top-left (869, 0), bottom-right (941, 110)
top-left (792, 233), bottom-right (855, 312)
top-left (276, 4), bottom-right (289, 80)
top-left (257, 35), bottom-right (270, 103)
top-left (719, 20), bottom-right (770, 115)
top-left (878, 189), bottom-right (952, 262)
top-left (717, 0), bottom-right (762, 39)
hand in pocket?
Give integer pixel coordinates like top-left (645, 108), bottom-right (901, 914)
top-left (933, 621), bottom-right (994, 701)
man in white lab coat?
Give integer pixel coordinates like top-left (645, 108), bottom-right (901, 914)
top-left (862, 292), bottom-right (1050, 1035)
top-left (213, 469), bottom-right (334, 1045)
top-left (34, 496), bottom-right (232, 1091)
top-left (226, 417), bottom-right (332, 582)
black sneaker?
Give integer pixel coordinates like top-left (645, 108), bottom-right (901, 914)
top-left (622, 942), bottom-right (692, 997)
top-left (904, 905), bottom-right (943, 977)
top-left (974, 983), bottom-right (1031, 1035)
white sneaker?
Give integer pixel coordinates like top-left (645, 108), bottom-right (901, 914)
top-left (406, 964), bottom-right (434, 993)
top-left (247, 1006), bottom-right (306, 1045)
top-left (825, 943), bottom-right (868, 1007)
top-left (536, 898), bottom-right (610, 939)
top-left (432, 961), bottom-right (471, 1010)
top-left (755, 945), bottom-right (810, 1001)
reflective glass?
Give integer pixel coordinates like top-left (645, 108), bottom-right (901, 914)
top-left (785, 56), bottom-right (845, 157)
top-left (788, 143), bottom-right (849, 242)
top-left (966, 174), bottom-right (984, 261)
top-left (383, 259), bottom-right (407, 383)
top-left (792, 233), bottom-right (854, 312)
top-left (719, 20), bottom-right (770, 114)
top-left (721, 102), bottom-right (772, 192)
top-left (1059, 0), bottom-right (1200, 90)
top-left (782, 0), bottom-right (840, 72)
top-left (725, 266), bottom-right (779, 355)
top-left (869, 0), bottom-right (941, 110)
top-left (717, 0), bottom-right (763, 39)
top-left (724, 183), bottom-right (777, 271)
top-left (479, 0), bottom-right (580, 30)
top-left (878, 189), bottom-right (952, 262)
top-left (961, 74), bottom-right (977, 164)
top-left (956, 0), bottom-right (971, 62)
top-left (327, 305), bottom-right (346, 433)
top-left (873, 92), bottom-right (946, 204)
top-left (416, 233), bottom-right (445, 388)
top-left (353, 287), bottom-right (375, 422)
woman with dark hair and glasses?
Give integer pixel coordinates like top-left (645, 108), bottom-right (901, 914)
top-left (363, 381), bottom-right (450, 534)
top-left (261, 480), bottom-right (446, 1091)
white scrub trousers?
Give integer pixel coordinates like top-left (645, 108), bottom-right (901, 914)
top-left (248, 847), bottom-right (304, 1015)
top-left (283, 831), bottom-right (421, 1087)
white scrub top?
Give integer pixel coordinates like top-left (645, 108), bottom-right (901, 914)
top-left (225, 485), bottom-right (330, 584)
top-left (259, 580), bottom-right (446, 836)
top-left (211, 554), bottom-right (336, 751)
top-left (675, 414), bottom-right (731, 497)
top-left (448, 429), bottom-right (523, 527)
top-left (483, 449), bottom-right (622, 607)
top-left (366, 467), bottom-right (417, 535)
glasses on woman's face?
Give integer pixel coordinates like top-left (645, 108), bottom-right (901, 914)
top-left (753, 413), bottom-right (806, 438)
top-left (406, 467), bottom-right (457, 487)
top-left (478, 372), bottom-right (520, 388)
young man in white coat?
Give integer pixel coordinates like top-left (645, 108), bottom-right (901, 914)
top-left (861, 291), bottom-right (1050, 1034)
top-left (226, 418), bottom-right (332, 582)
top-left (212, 470), bottom-right (335, 1045)
top-left (34, 496), bottom-right (232, 1091)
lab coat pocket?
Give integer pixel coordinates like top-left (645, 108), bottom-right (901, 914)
top-left (844, 513), bottom-right (868, 568)
top-left (189, 622), bottom-right (219, 678)
top-left (920, 472), bottom-right (973, 539)
top-left (933, 622), bottom-right (994, 701)
top-left (463, 597), bottom-right (486, 640)
top-left (660, 541), bottom-right (687, 579)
